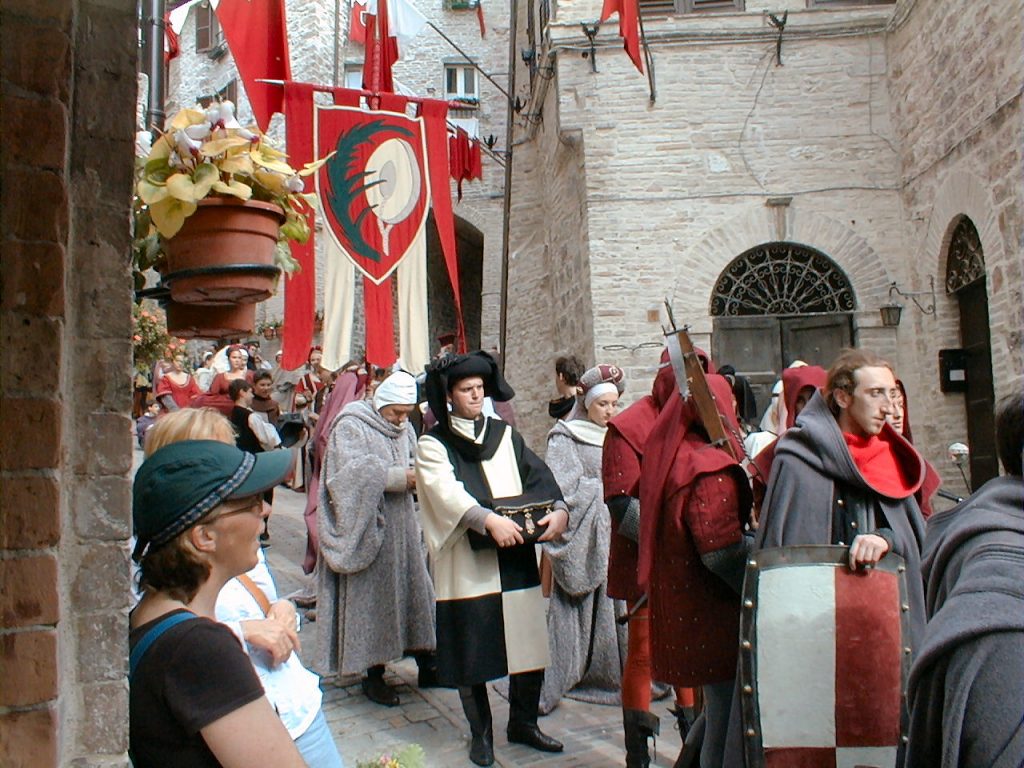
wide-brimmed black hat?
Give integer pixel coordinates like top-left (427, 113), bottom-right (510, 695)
top-left (132, 440), bottom-right (292, 561)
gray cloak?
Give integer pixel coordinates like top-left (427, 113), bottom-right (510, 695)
top-left (755, 391), bottom-right (928, 646)
top-left (539, 419), bottom-right (626, 714)
top-left (905, 475), bottom-right (1024, 768)
top-left (315, 400), bottom-right (435, 677)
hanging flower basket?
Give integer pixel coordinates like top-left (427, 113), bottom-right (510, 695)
top-left (164, 299), bottom-right (257, 339)
top-left (161, 198), bottom-right (285, 306)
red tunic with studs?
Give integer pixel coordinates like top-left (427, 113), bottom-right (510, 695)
top-left (638, 375), bottom-right (753, 687)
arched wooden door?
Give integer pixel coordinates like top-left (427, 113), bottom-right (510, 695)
top-left (945, 217), bottom-right (998, 487)
top-left (710, 242), bottom-right (855, 412)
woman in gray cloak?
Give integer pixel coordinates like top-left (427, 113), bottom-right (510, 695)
top-left (540, 364), bottom-right (628, 714)
top-left (315, 371), bottom-right (437, 706)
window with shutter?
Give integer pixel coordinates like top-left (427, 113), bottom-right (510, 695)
top-left (683, 0), bottom-right (743, 10)
top-left (194, 2), bottom-right (223, 54)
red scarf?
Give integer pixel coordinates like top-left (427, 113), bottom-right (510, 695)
top-left (843, 431), bottom-right (916, 499)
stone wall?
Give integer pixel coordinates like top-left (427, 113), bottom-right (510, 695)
top-left (167, 0), bottom-right (511, 358)
top-left (506, 0), bottom-right (1022, 476)
top-left (1, 1), bottom-right (136, 766)
top-left (887, 0), bottom-right (1024, 487)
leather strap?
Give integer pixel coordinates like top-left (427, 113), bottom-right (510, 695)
top-left (236, 574), bottom-right (272, 616)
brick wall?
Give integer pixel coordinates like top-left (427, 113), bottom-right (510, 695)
top-left (1, 1), bottom-right (136, 765)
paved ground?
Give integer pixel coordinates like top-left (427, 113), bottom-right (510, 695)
top-left (261, 481), bottom-right (686, 768)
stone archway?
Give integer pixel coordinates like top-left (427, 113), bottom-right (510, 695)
top-left (709, 241), bottom-right (856, 409)
top-left (425, 213), bottom-right (483, 352)
top-left (944, 216), bottom-right (998, 487)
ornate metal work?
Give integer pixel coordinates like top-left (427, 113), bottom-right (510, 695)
top-left (710, 242), bottom-right (856, 316)
top-left (945, 217), bottom-right (985, 294)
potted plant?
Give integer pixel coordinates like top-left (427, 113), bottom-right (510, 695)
top-left (134, 102), bottom-right (327, 306)
top-left (133, 304), bottom-right (186, 368)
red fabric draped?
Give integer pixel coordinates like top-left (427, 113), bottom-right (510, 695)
top-left (419, 99), bottom-right (466, 352)
top-left (281, 82), bottom-right (318, 371)
top-left (215, 0), bottom-right (291, 132)
top-left (599, 0), bottom-right (642, 74)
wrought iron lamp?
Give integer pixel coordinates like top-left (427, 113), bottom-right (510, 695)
top-left (880, 276), bottom-right (936, 328)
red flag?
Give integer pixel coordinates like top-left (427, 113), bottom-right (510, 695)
top-left (600, 0), bottom-right (643, 74)
top-left (350, 0), bottom-right (367, 43)
top-left (215, 0), bottom-right (292, 132)
top-left (360, 0), bottom-right (427, 94)
top-left (280, 83), bottom-right (318, 370)
top-left (164, 13), bottom-right (180, 63)
top-left (476, 0), bottom-right (486, 37)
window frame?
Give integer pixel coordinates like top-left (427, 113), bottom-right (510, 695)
top-left (443, 63), bottom-right (481, 106)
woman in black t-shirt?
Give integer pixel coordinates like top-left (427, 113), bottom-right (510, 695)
top-left (129, 439), bottom-right (306, 768)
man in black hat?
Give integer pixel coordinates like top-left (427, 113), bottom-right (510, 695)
top-left (415, 351), bottom-right (569, 767)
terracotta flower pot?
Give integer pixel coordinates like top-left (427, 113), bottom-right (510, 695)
top-left (164, 300), bottom-right (256, 339)
top-left (163, 198), bottom-right (285, 306)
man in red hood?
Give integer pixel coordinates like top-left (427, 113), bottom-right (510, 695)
top-left (637, 372), bottom-right (753, 768)
top-left (602, 350), bottom-right (695, 768)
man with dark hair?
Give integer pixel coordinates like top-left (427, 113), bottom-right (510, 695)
top-left (550, 355), bottom-right (585, 420)
top-left (905, 390), bottom-right (1024, 768)
top-left (251, 370), bottom-right (281, 425)
top-left (415, 351), bottom-right (569, 766)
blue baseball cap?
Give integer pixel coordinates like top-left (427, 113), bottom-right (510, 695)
top-left (132, 440), bottom-right (291, 561)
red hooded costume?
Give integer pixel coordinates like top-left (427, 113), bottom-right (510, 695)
top-left (638, 374), bottom-right (752, 686)
top-left (601, 352), bottom-right (677, 602)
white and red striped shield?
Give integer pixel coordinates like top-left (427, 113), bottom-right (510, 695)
top-left (738, 546), bottom-right (910, 768)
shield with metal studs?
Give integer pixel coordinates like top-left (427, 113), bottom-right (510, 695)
top-left (314, 104), bottom-right (430, 285)
top-left (738, 546), bottom-right (911, 768)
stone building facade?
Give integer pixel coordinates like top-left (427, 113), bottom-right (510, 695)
top-left (505, 0), bottom-right (1023, 483)
top-left (165, 0), bottom-right (512, 356)
top-left (1, 1), bottom-right (137, 766)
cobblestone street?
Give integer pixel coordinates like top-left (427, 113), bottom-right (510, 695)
top-left (260, 477), bottom-right (685, 768)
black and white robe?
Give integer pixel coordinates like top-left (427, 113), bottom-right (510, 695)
top-left (416, 414), bottom-right (563, 686)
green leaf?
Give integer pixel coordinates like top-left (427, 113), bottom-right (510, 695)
top-left (144, 156), bottom-right (172, 184)
top-left (137, 178), bottom-right (169, 205)
top-left (201, 135), bottom-right (254, 156)
top-left (149, 196), bottom-right (197, 238)
top-left (192, 163), bottom-right (219, 198)
top-left (211, 179), bottom-right (253, 200)
top-left (166, 173), bottom-right (198, 202)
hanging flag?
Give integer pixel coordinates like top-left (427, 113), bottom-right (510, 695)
top-left (350, 0), bottom-right (367, 43)
top-left (600, 0), bottom-right (643, 74)
top-left (360, 0), bottom-right (427, 93)
top-left (476, 0), bottom-right (486, 38)
top-left (164, 13), bottom-right (181, 63)
top-left (214, 0), bottom-right (292, 132)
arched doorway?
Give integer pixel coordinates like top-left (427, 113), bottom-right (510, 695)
top-left (425, 212), bottom-right (483, 352)
top-left (710, 242), bottom-right (856, 410)
top-left (945, 216), bottom-right (998, 487)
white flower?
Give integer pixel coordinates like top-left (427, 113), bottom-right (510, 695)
top-left (285, 175), bottom-right (304, 192)
top-left (184, 123), bottom-right (212, 140)
top-left (135, 130), bottom-right (153, 158)
top-left (174, 129), bottom-right (201, 157)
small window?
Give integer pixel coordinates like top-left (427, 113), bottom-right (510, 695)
top-left (444, 64), bottom-right (479, 104)
top-left (343, 63), bottom-right (364, 90)
top-left (197, 79), bottom-right (238, 109)
top-left (639, 0), bottom-right (742, 17)
top-left (194, 2), bottom-right (223, 54)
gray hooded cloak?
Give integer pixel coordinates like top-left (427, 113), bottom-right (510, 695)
top-left (315, 399), bottom-right (436, 677)
top-left (539, 418), bottom-right (626, 713)
top-left (905, 475), bottom-right (1024, 768)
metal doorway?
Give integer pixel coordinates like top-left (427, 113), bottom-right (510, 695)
top-left (709, 242), bottom-right (856, 411)
top-left (945, 217), bottom-right (998, 487)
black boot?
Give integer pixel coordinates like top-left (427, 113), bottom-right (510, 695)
top-left (623, 709), bottom-right (660, 768)
top-left (362, 665), bottom-right (399, 707)
top-left (414, 652), bottom-right (440, 689)
top-left (506, 671), bottom-right (564, 753)
top-left (458, 684), bottom-right (494, 766)
top-left (668, 704), bottom-right (695, 743)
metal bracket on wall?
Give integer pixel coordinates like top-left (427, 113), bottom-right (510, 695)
top-left (581, 22), bottom-right (600, 72)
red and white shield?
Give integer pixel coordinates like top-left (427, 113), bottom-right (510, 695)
top-left (739, 546), bottom-right (910, 768)
top-left (314, 104), bottom-right (430, 285)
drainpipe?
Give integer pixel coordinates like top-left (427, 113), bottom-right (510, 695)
top-left (143, 0), bottom-right (167, 132)
top-left (498, 0), bottom-right (518, 369)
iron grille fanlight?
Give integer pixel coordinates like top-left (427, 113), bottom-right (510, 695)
top-left (710, 242), bottom-right (856, 317)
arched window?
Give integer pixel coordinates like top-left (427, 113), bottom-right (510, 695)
top-left (944, 217), bottom-right (985, 294)
top-left (710, 242), bottom-right (856, 317)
